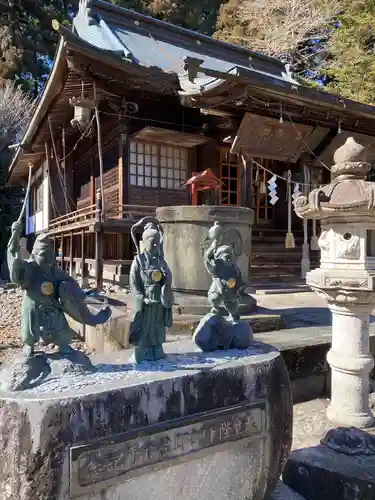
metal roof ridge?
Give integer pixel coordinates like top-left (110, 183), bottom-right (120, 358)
top-left (88, 0), bottom-right (288, 71)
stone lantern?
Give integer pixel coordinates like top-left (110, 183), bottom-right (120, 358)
top-left (294, 137), bottom-right (375, 428)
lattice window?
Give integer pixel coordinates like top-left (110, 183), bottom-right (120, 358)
top-left (219, 149), bottom-right (240, 206)
top-left (129, 141), bottom-right (188, 189)
top-left (129, 142), bottom-right (159, 188)
top-left (160, 146), bottom-right (188, 190)
top-left (30, 174), bottom-right (44, 214)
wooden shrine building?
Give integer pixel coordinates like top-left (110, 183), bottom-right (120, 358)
top-left (8, 0), bottom-right (375, 287)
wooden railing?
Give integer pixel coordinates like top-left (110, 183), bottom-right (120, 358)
top-left (49, 204), bottom-right (96, 230)
top-left (49, 204), bottom-right (156, 231)
top-left (107, 204), bottom-right (156, 220)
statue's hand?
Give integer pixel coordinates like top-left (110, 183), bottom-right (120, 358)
top-left (8, 220), bottom-right (22, 254)
top-left (11, 220), bottom-right (22, 234)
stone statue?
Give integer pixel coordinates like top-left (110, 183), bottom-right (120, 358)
top-left (7, 222), bottom-right (111, 359)
top-left (129, 217), bottom-right (174, 363)
top-left (205, 222), bottom-right (247, 321)
top-left (193, 221), bottom-right (253, 352)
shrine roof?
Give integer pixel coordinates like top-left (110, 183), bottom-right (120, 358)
top-left (71, 0), bottom-right (297, 95)
top-left (8, 0), bottom-right (375, 184)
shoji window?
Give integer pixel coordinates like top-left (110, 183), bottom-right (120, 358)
top-left (129, 141), bottom-right (188, 190)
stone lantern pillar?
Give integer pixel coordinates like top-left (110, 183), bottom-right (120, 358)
top-left (294, 137), bottom-right (375, 429)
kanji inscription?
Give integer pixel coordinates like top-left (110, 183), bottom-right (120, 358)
top-left (70, 401), bottom-right (266, 497)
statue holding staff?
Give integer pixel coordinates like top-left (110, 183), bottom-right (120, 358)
top-left (129, 217), bottom-right (174, 363)
top-left (7, 165), bottom-right (111, 359)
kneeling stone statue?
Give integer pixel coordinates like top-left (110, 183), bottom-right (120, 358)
top-left (193, 221), bottom-right (253, 352)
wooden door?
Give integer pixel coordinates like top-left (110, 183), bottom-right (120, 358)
top-left (219, 149), bottom-right (240, 206)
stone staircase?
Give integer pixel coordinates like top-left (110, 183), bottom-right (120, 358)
top-left (250, 228), bottom-right (320, 287)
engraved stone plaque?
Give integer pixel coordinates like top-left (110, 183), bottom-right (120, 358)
top-left (70, 400), bottom-right (266, 497)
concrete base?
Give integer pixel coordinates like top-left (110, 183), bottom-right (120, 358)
top-left (0, 340), bottom-right (292, 500)
top-left (283, 427), bottom-right (375, 500)
top-left (66, 296), bottom-right (130, 352)
top-left (173, 291), bottom-right (257, 316)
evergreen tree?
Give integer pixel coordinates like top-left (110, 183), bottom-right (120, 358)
top-left (213, 0), bottom-right (375, 105)
top-left (0, 0), bottom-right (224, 95)
top-left (0, 0), bottom-right (59, 93)
top-left (146, 0), bottom-right (223, 35)
top-left (323, 1), bottom-right (375, 104)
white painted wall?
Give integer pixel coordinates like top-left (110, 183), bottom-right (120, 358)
top-left (26, 162), bottom-right (49, 235)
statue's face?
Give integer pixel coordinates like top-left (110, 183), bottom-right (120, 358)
top-left (142, 231), bottom-right (160, 257)
top-left (215, 245), bottom-right (234, 266)
top-left (31, 246), bottom-right (55, 270)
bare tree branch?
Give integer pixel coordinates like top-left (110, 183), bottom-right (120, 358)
top-left (0, 81), bottom-right (35, 148)
top-left (216, 0), bottom-right (343, 63)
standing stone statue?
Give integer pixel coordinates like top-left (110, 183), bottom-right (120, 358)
top-left (7, 222), bottom-right (111, 359)
top-left (193, 221), bottom-right (253, 352)
top-left (129, 217), bottom-right (174, 363)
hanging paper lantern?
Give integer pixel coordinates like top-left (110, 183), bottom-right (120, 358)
top-left (267, 174), bottom-right (279, 205)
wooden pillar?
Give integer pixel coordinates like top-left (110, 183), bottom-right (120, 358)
top-left (118, 117), bottom-right (124, 219)
top-left (90, 159), bottom-right (95, 206)
top-left (118, 129), bottom-right (124, 259)
top-left (94, 90), bottom-right (105, 219)
top-left (60, 235), bottom-right (64, 271)
top-left (95, 188), bottom-right (104, 289)
top-left (248, 157), bottom-right (254, 209)
top-left (80, 230), bottom-right (88, 288)
top-left (191, 172), bottom-right (198, 206)
top-left (69, 231), bottom-right (74, 277)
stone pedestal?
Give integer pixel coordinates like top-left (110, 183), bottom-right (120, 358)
top-left (0, 340), bottom-right (292, 500)
top-left (326, 301), bottom-right (374, 428)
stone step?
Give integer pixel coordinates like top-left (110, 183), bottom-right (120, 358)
top-left (252, 253), bottom-right (320, 264)
top-left (253, 229), bottom-right (306, 238)
top-left (254, 285), bottom-right (310, 295)
top-left (250, 265), bottom-right (303, 276)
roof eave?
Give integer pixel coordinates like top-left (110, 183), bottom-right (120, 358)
top-left (8, 38), bottom-right (68, 183)
top-left (182, 65), bottom-right (375, 123)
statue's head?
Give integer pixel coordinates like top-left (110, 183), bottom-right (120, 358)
top-left (31, 233), bottom-right (56, 270)
top-left (214, 244), bottom-right (235, 266)
top-left (142, 222), bottom-right (161, 257)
